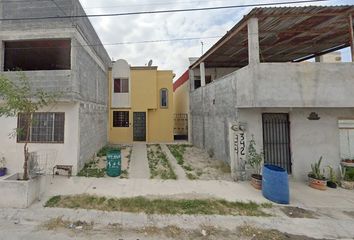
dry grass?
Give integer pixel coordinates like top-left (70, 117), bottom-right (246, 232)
top-left (45, 194), bottom-right (272, 217)
top-left (147, 144), bottom-right (177, 180)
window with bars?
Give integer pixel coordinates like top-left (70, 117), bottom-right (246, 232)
top-left (113, 111), bottom-right (129, 127)
top-left (17, 113), bottom-right (65, 143)
top-left (114, 78), bottom-right (129, 93)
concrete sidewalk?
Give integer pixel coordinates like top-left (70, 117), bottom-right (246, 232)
top-left (128, 142), bottom-right (150, 179)
top-left (41, 176), bottom-right (354, 208)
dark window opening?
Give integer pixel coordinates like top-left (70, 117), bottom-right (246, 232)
top-left (160, 88), bottom-right (168, 108)
top-left (17, 112), bottom-right (65, 143)
top-left (113, 111), bottom-right (129, 127)
top-left (114, 78), bottom-right (129, 93)
top-left (4, 39), bottom-right (71, 71)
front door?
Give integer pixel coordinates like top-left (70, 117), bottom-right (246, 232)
top-left (133, 112), bottom-right (146, 141)
top-left (262, 113), bottom-right (292, 173)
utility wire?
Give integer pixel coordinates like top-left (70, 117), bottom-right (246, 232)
top-left (3, 36), bottom-right (222, 50)
top-left (0, 0), bottom-right (327, 21)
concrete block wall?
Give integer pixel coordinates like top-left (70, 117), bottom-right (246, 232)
top-left (190, 72), bottom-right (239, 164)
top-left (78, 103), bottom-right (107, 170)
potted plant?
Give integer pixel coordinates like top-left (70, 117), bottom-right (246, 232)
top-left (0, 155), bottom-right (6, 177)
top-left (308, 156), bottom-right (327, 190)
top-left (326, 165), bottom-right (337, 189)
top-left (247, 137), bottom-right (263, 190)
top-left (340, 165), bottom-right (354, 190)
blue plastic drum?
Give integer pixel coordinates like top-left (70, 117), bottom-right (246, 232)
top-left (262, 164), bottom-right (289, 204)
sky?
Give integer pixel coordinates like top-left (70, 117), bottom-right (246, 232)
top-left (79, 0), bottom-right (354, 80)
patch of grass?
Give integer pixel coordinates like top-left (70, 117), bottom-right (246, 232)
top-left (44, 195), bottom-right (61, 207)
top-left (186, 172), bottom-right (198, 180)
top-left (167, 144), bottom-right (196, 175)
top-left (77, 159), bottom-right (106, 178)
top-left (97, 145), bottom-right (121, 157)
top-left (218, 161), bottom-right (231, 173)
top-left (148, 145), bottom-right (177, 180)
top-left (44, 194), bottom-right (271, 217)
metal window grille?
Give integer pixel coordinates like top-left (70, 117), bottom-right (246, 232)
top-left (113, 111), bottom-right (129, 127)
top-left (17, 113), bottom-right (65, 143)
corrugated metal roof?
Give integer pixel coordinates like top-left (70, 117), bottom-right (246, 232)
top-left (191, 5), bottom-right (354, 69)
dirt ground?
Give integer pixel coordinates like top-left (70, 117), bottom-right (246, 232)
top-left (182, 146), bottom-right (233, 181)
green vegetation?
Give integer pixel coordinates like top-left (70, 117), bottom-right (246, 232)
top-left (167, 144), bottom-right (196, 179)
top-left (309, 156), bottom-right (325, 180)
top-left (343, 167), bottom-right (354, 181)
top-left (97, 145), bottom-right (121, 157)
top-left (148, 145), bottom-right (177, 180)
top-left (0, 73), bottom-right (60, 180)
top-left (77, 159), bottom-right (106, 178)
top-left (45, 194), bottom-right (272, 216)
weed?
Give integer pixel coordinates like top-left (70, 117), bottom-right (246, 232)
top-left (44, 194), bottom-right (271, 217)
top-left (44, 195), bottom-right (61, 207)
top-left (97, 145), bottom-right (121, 157)
top-left (148, 145), bottom-right (177, 180)
top-left (186, 172), bottom-right (198, 180)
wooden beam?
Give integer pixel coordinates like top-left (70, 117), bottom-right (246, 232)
top-left (349, 14), bottom-right (354, 62)
top-left (190, 20), bottom-right (248, 69)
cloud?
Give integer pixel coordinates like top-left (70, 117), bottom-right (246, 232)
top-left (79, 0), bottom-right (353, 79)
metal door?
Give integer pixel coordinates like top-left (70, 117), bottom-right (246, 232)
top-left (262, 113), bottom-right (292, 173)
top-left (133, 112), bottom-right (146, 141)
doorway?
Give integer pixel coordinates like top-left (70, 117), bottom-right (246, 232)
top-left (133, 112), bottom-right (146, 141)
top-left (262, 113), bottom-right (292, 173)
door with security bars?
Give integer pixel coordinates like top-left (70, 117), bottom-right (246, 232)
top-left (262, 113), bottom-right (292, 173)
top-left (133, 112), bottom-right (146, 141)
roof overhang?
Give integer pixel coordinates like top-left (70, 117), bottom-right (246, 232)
top-left (190, 5), bottom-right (354, 69)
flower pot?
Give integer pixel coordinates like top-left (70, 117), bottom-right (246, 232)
top-left (0, 168), bottom-right (7, 177)
top-left (308, 176), bottom-right (327, 190)
top-left (251, 174), bottom-right (262, 190)
top-left (340, 180), bottom-right (354, 190)
top-left (326, 181), bottom-right (337, 189)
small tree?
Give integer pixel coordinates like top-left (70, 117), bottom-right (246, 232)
top-left (0, 73), bottom-right (58, 180)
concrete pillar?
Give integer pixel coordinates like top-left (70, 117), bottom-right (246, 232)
top-left (200, 62), bottom-right (206, 87)
top-left (189, 69), bottom-right (195, 91)
top-left (349, 14), bottom-right (354, 62)
top-left (247, 18), bottom-right (260, 65)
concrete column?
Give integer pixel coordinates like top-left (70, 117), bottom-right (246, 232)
top-left (348, 14), bottom-right (354, 62)
top-left (200, 62), bottom-right (206, 87)
top-left (247, 18), bottom-right (260, 65)
top-left (189, 69), bottom-right (195, 91)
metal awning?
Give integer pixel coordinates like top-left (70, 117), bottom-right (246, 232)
top-left (190, 5), bottom-right (354, 69)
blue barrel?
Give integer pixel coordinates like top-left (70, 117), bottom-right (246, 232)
top-left (262, 165), bottom-right (289, 204)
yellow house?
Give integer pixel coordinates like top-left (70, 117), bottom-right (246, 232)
top-left (173, 70), bottom-right (190, 140)
top-left (108, 59), bottom-right (174, 143)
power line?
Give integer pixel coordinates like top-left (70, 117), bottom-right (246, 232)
top-left (0, 0), bottom-right (327, 21)
top-left (3, 36), bottom-right (223, 50)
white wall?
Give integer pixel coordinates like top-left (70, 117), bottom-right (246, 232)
top-left (238, 108), bottom-right (354, 180)
top-left (0, 102), bottom-right (80, 175)
top-left (111, 59), bottom-right (131, 108)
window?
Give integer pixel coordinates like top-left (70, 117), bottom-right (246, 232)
top-left (114, 78), bottom-right (129, 93)
top-left (4, 39), bottom-right (71, 71)
top-left (160, 88), bottom-right (168, 108)
top-left (17, 113), bottom-right (65, 143)
top-left (113, 111), bottom-right (129, 127)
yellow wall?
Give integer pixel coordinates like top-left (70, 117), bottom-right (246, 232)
top-left (108, 66), bottom-right (174, 143)
top-left (148, 71), bottom-right (174, 142)
top-left (173, 80), bottom-right (189, 115)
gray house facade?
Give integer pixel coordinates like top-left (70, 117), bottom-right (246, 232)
top-left (189, 6), bottom-right (354, 180)
top-left (0, 0), bottom-right (111, 174)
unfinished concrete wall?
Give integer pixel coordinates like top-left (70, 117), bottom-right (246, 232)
top-left (0, 0), bottom-right (110, 66)
top-left (237, 63), bottom-right (354, 108)
top-left (190, 68), bottom-right (251, 163)
top-left (78, 103), bottom-right (107, 170)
